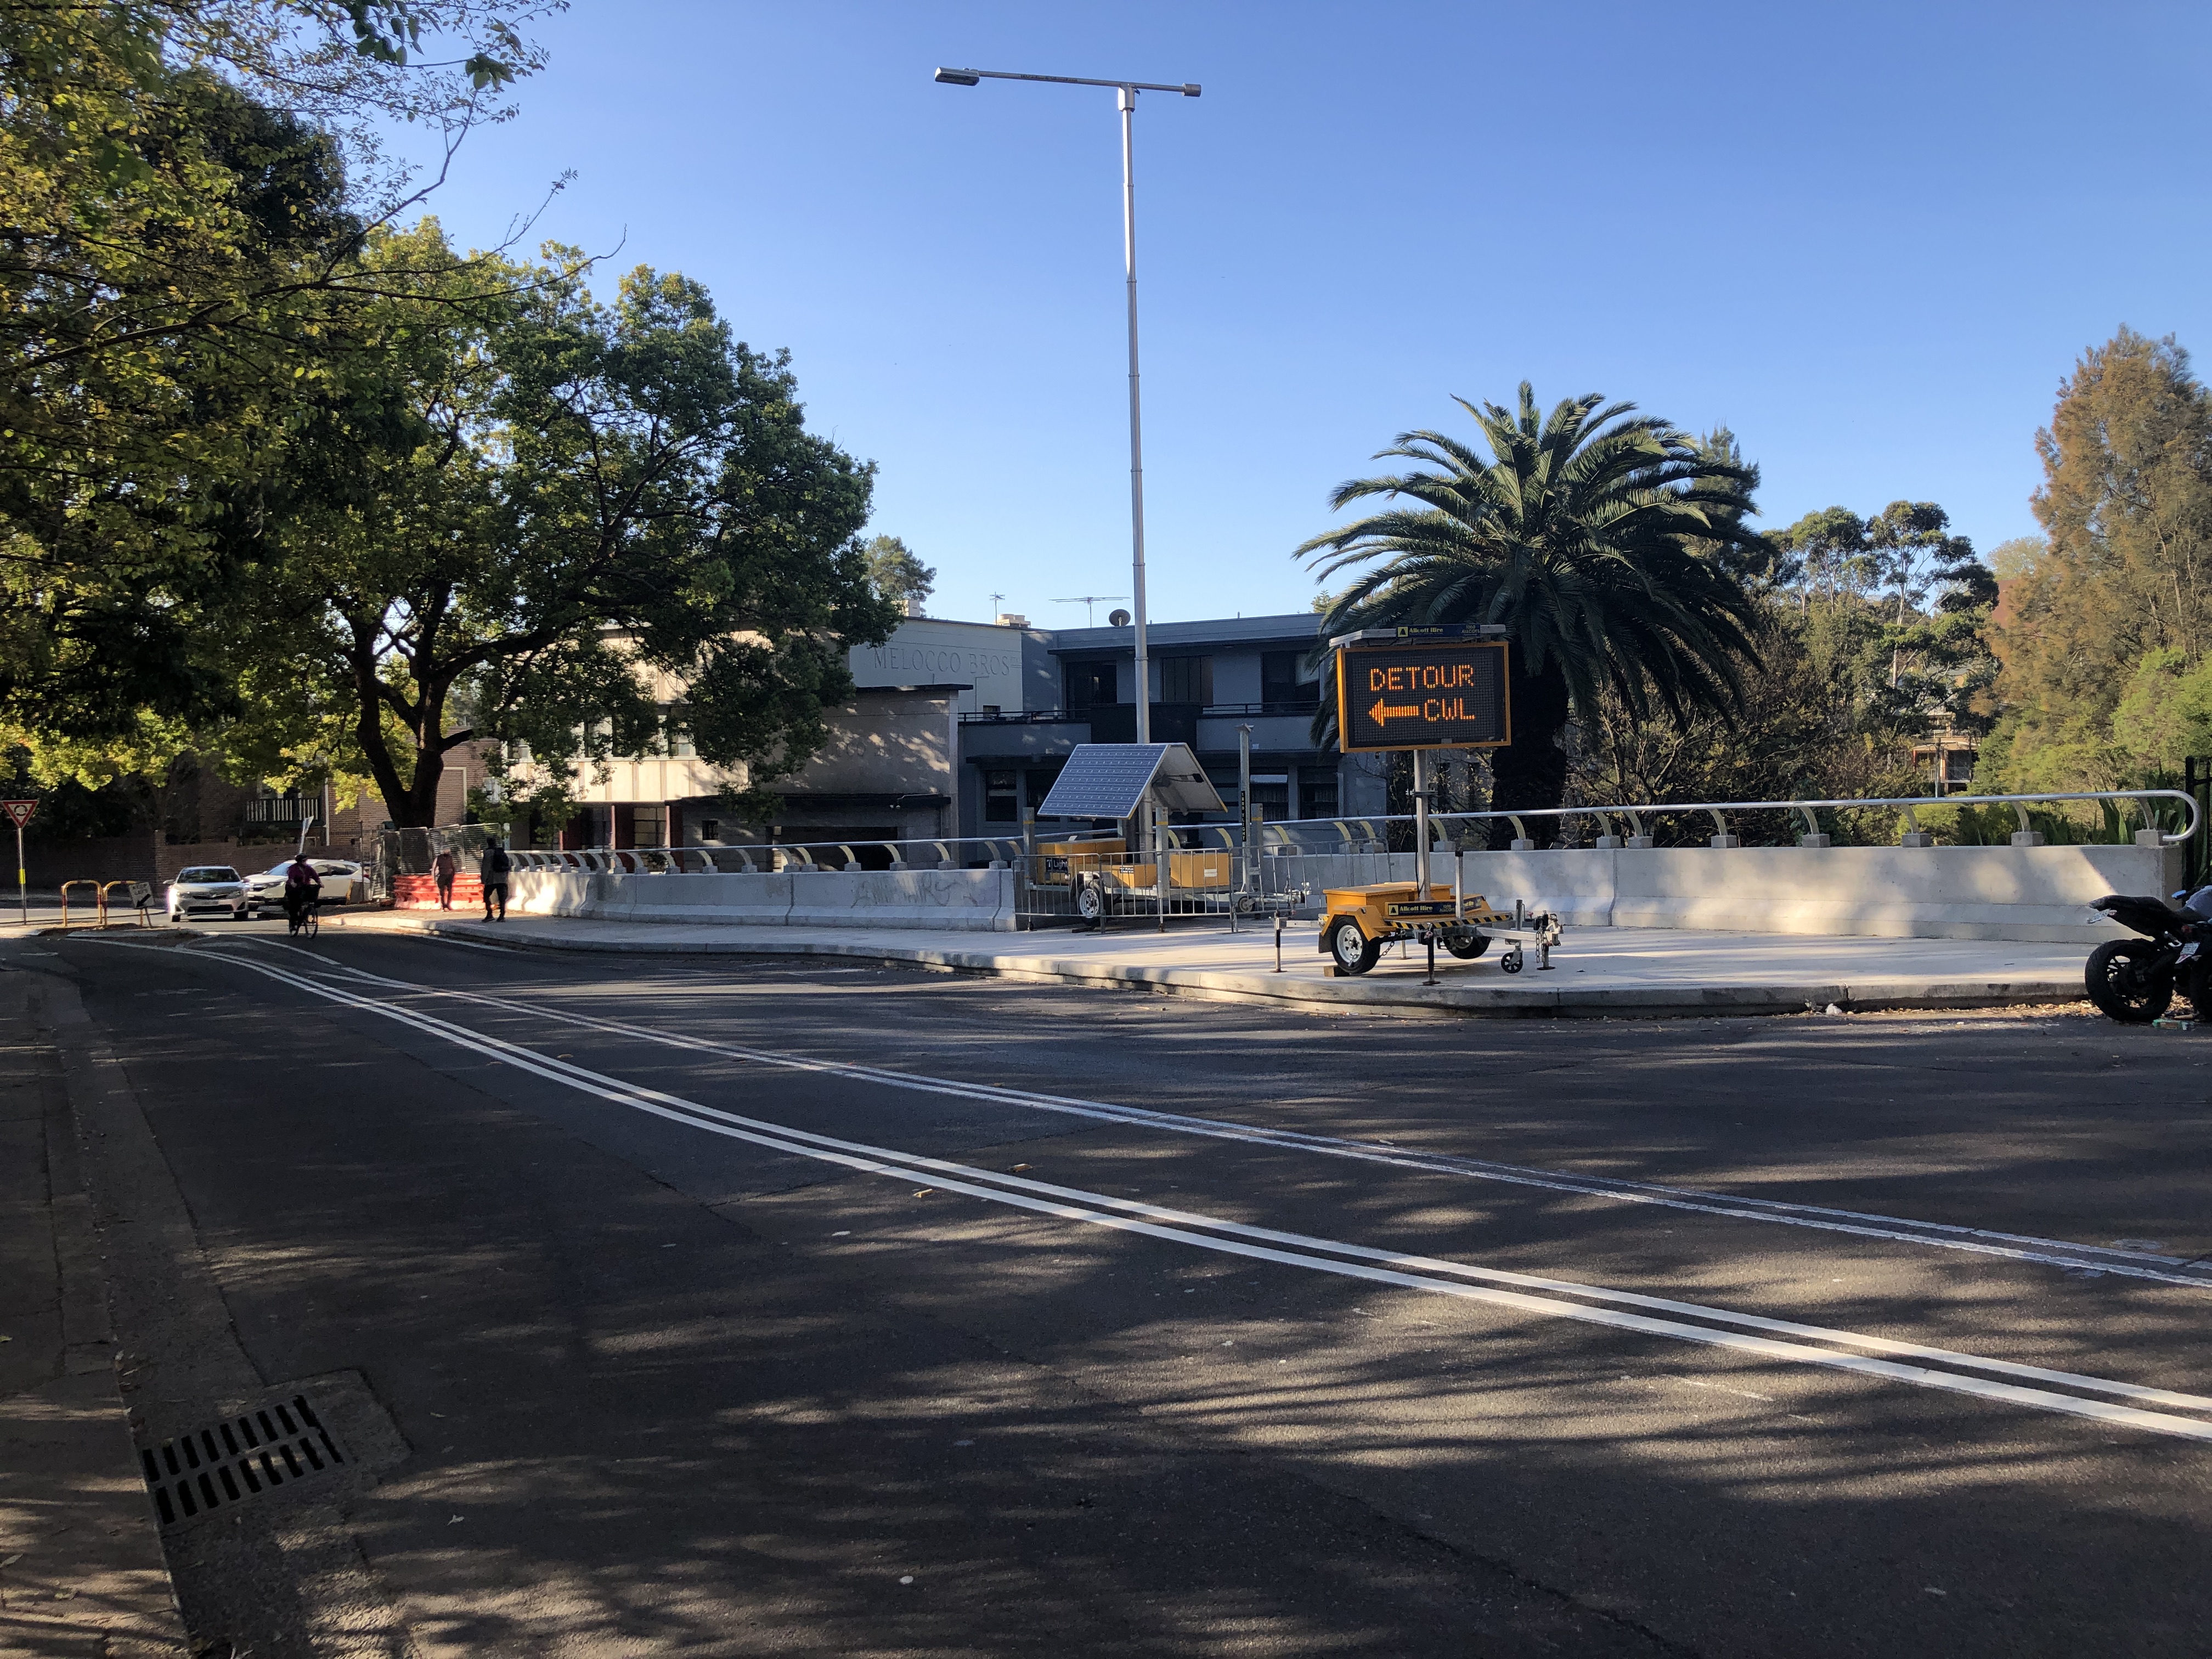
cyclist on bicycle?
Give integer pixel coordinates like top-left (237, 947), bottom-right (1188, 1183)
top-left (281, 853), bottom-right (323, 933)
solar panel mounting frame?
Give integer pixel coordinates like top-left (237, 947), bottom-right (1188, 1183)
top-left (1035, 743), bottom-right (1225, 820)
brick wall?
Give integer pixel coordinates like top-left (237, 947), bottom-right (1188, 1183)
top-left (21, 835), bottom-right (156, 887)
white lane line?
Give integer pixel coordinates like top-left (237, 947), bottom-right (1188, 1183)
top-left (94, 935), bottom-right (2212, 1444)
top-left (408, 932), bottom-right (522, 954)
top-left (213, 936), bottom-right (2212, 1291)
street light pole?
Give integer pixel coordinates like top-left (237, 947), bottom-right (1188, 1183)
top-left (934, 66), bottom-right (1199, 747)
top-left (1118, 84), bottom-right (1149, 743)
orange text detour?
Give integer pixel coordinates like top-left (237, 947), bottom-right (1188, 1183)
top-left (1335, 641), bottom-right (1511, 752)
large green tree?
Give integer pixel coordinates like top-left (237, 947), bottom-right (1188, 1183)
top-left (235, 228), bottom-right (900, 828)
top-left (0, 0), bottom-right (555, 758)
top-left (1985, 328), bottom-right (2212, 788)
top-left (1297, 385), bottom-right (1767, 823)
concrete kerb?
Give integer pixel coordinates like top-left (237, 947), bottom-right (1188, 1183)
top-left (361, 914), bottom-right (2087, 1019)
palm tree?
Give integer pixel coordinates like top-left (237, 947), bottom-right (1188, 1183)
top-left (1298, 385), bottom-right (1768, 832)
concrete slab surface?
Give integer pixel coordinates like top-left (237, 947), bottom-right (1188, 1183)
top-left (340, 910), bottom-right (2093, 1015)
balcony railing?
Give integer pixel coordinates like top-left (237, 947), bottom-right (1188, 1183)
top-left (1198, 699), bottom-right (1320, 718)
top-left (243, 796), bottom-right (318, 823)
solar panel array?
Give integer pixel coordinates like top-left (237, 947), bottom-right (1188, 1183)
top-left (1036, 744), bottom-right (1171, 820)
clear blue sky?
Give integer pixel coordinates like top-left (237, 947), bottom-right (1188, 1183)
top-left (387, 2), bottom-right (2212, 626)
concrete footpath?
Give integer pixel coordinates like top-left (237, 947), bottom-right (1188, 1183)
top-left (354, 910), bottom-right (2092, 1015)
top-left (0, 972), bottom-right (185, 1655)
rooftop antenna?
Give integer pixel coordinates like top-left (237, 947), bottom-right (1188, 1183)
top-left (989, 591), bottom-right (1006, 618)
top-left (1053, 595), bottom-right (1130, 627)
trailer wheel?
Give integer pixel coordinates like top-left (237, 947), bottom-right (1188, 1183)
top-left (1077, 882), bottom-right (1106, 922)
top-left (1444, 935), bottom-right (1489, 960)
top-left (1325, 918), bottom-right (1380, 975)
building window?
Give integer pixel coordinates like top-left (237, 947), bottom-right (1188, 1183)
top-left (1159, 655), bottom-right (1212, 705)
top-left (1261, 651), bottom-right (1317, 709)
top-left (1067, 661), bottom-right (1117, 712)
top-left (626, 804), bottom-right (668, 848)
top-left (984, 770), bottom-right (1019, 822)
top-left (1247, 774), bottom-right (1289, 823)
top-left (1297, 765), bottom-right (1339, 821)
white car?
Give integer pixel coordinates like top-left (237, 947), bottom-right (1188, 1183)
top-left (166, 867), bottom-right (247, 922)
top-left (242, 858), bottom-right (364, 915)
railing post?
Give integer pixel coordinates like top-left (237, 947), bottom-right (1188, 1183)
top-left (1156, 810), bottom-right (1169, 932)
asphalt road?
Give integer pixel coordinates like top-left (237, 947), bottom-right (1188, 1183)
top-left (16, 923), bottom-right (2212, 1656)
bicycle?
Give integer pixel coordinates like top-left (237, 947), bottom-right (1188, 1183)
top-left (285, 886), bottom-right (321, 938)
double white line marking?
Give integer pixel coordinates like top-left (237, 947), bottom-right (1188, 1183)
top-left (102, 935), bottom-right (2212, 1444)
top-left (246, 938), bottom-right (2212, 1290)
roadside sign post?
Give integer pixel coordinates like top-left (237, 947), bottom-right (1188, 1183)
top-left (1332, 631), bottom-right (1513, 755)
top-left (1315, 627), bottom-right (1537, 978)
top-left (3, 800), bottom-right (35, 927)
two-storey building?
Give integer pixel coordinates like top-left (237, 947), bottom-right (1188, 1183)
top-left (520, 611), bottom-right (1383, 851)
top-left (959, 613), bottom-right (1383, 835)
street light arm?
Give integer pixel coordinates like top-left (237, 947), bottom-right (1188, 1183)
top-left (934, 66), bottom-right (1199, 95)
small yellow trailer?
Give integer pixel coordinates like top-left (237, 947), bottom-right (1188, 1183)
top-left (1318, 881), bottom-right (1561, 976)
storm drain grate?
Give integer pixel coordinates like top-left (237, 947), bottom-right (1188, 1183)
top-left (140, 1393), bottom-right (346, 1526)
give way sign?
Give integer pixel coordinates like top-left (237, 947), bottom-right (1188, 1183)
top-left (2, 800), bottom-right (35, 828)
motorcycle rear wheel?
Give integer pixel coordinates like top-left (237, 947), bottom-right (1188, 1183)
top-left (2085, 939), bottom-right (2174, 1023)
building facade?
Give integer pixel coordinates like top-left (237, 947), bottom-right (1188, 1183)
top-left (518, 612), bottom-right (1383, 853)
top-left (958, 612), bottom-right (1385, 836)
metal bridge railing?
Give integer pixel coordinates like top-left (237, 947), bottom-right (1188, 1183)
top-left (371, 788), bottom-right (2193, 921)
top-left (1253, 789), bottom-right (2201, 854)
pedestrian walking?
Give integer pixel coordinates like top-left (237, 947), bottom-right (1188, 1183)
top-left (478, 840), bottom-right (511, 921)
top-left (433, 847), bottom-right (457, 910)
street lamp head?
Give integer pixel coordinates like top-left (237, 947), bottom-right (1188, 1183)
top-left (933, 66), bottom-right (981, 86)
top-left (1182, 83), bottom-right (1201, 97)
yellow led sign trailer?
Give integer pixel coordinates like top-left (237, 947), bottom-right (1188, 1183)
top-left (1335, 640), bottom-right (1511, 753)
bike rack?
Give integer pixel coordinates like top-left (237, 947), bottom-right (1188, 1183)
top-left (58, 880), bottom-right (104, 929)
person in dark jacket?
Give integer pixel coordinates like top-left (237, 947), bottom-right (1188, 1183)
top-left (478, 841), bottom-right (511, 921)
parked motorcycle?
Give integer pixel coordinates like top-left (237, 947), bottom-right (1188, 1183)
top-left (2084, 893), bottom-right (2210, 1022)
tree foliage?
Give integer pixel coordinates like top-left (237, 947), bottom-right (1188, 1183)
top-left (861, 534), bottom-right (935, 612)
top-left (0, 0), bottom-right (561, 758)
top-left (1298, 385), bottom-right (1767, 821)
top-left (228, 227), bottom-right (899, 828)
top-left (1983, 328), bottom-right (2212, 789)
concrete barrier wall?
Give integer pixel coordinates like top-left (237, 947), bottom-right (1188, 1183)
top-left (509, 844), bottom-right (2177, 941)
top-left (506, 867), bottom-right (1019, 932)
top-left (1266, 842), bottom-right (2183, 942)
